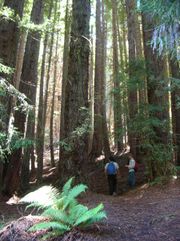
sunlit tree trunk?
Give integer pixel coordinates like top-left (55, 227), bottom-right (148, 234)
top-left (49, 0), bottom-right (59, 168)
top-left (36, 0), bottom-right (53, 183)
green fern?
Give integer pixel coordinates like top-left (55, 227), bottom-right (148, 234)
top-left (63, 184), bottom-right (87, 210)
top-left (61, 177), bottom-right (74, 196)
top-left (74, 203), bottom-right (105, 226)
top-left (22, 177), bottom-right (107, 239)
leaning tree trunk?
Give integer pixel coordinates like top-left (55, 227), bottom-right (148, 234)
top-left (20, 0), bottom-right (44, 191)
top-left (2, 0), bottom-right (37, 195)
top-left (3, 29), bottom-right (29, 195)
top-left (59, 0), bottom-right (90, 183)
top-left (0, 0), bottom-right (25, 195)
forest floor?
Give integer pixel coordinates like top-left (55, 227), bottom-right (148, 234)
top-left (0, 178), bottom-right (179, 241)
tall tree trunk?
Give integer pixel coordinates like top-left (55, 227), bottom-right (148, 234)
top-left (125, 0), bottom-right (138, 158)
top-left (3, 29), bottom-right (29, 195)
top-left (20, 0), bottom-right (44, 191)
top-left (58, 0), bottom-right (71, 172)
top-left (101, 0), bottom-right (110, 157)
top-left (142, 14), bottom-right (170, 178)
top-left (87, 25), bottom-right (94, 155)
top-left (49, 0), bottom-right (59, 168)
top-left (91, 0), bottom-right (103, 158)
top-left (43, 0), bottom-right (54, 128)
top-left (169, 60), bottom-right (180, 166)
top-left (112, 0), bottom-right (122, 151)
top-left (0, 0), bottom-right (24, 194)
top-left (36, 0), bottom-right (53, 183)
top-left (60, 0), bottom-right (90, 183)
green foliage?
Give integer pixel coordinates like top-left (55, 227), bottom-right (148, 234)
top-left (149, 176), bottom-right (170, 186)
top-left (21, 177), bottom-right (106, 239)
top-left (0, 59), bottom-right (14, 75)
top-left (0, 6), bottom-right (18, 22)
top-left (139, 0), bottom-right (180, 59)
top-left (175, 166), bottom-right (180, 171)
top-left (0, 78), bottom-right (33, 160)
top-left (122, 58), bottom-right (176, 178)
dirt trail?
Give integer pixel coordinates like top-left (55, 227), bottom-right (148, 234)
top-left (80, 179), bottom-right (180, 241)
top-left (0, 179), bottom-right (179, 241)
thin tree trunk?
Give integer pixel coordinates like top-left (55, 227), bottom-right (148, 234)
top-left (112, 0), bottom-right (122, 151)
top-left (49, 0), bottom-right (59, 168)
top-left (58, 0), bottom-right (71, 172)
top-left (169, 60), bottom-right (180, 166)
top-left (87, 25), bottom-right (94, 155)
top-left (125, 0), bottom-right (138, 158)
top-left (36, 0), bottom-right (53, 183)
top-left (101, 0), bottom-right (110, 157)
top-left (91, 0), bottom-right (104, 159)
top-left (43, 0), bottom-right (54, 127)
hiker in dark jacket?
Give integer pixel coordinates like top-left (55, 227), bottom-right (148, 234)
top-left (105, 156), bottom-right (119, 195)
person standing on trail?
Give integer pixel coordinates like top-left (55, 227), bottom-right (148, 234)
top-left (105, 156), bottom-right (119, 195)
top-left (125, 153), bottom-right (136, 188)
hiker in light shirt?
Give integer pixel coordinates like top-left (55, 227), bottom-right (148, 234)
top-left (125, 153), bottom-right (136, 188)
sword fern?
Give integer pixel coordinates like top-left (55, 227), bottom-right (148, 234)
top-left (20, 177), bottom-right (106, 239)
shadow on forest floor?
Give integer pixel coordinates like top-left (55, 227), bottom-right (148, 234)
top-left (0, 178), bottom-right (179, 240)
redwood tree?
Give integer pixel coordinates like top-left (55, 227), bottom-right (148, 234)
top-left (59, 0), bottom-right (90, 182)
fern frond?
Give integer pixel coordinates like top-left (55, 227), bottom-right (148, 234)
top-left (29, 221), bottom-right (70, 232)
top-left (74, 203), bottom-right (105, 226)
top-left (26, 202), bottom-right (45, 211)
top-left (67, 198), bottom-right (78, 210)
top-left (55, 197), bottom-right (66, 210)
top-left (81, 211), bottom-right (107, 227)
top-left (20, 186), bottom-right (59, 207)
top-left (63, 184), bottom-right (87, 209)
top-left (61, 177), bottom-right (74, 196)
top-left (42, 208), bottom-right (69, 224)
top-left (69, 204), bottom-right (88, 225)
